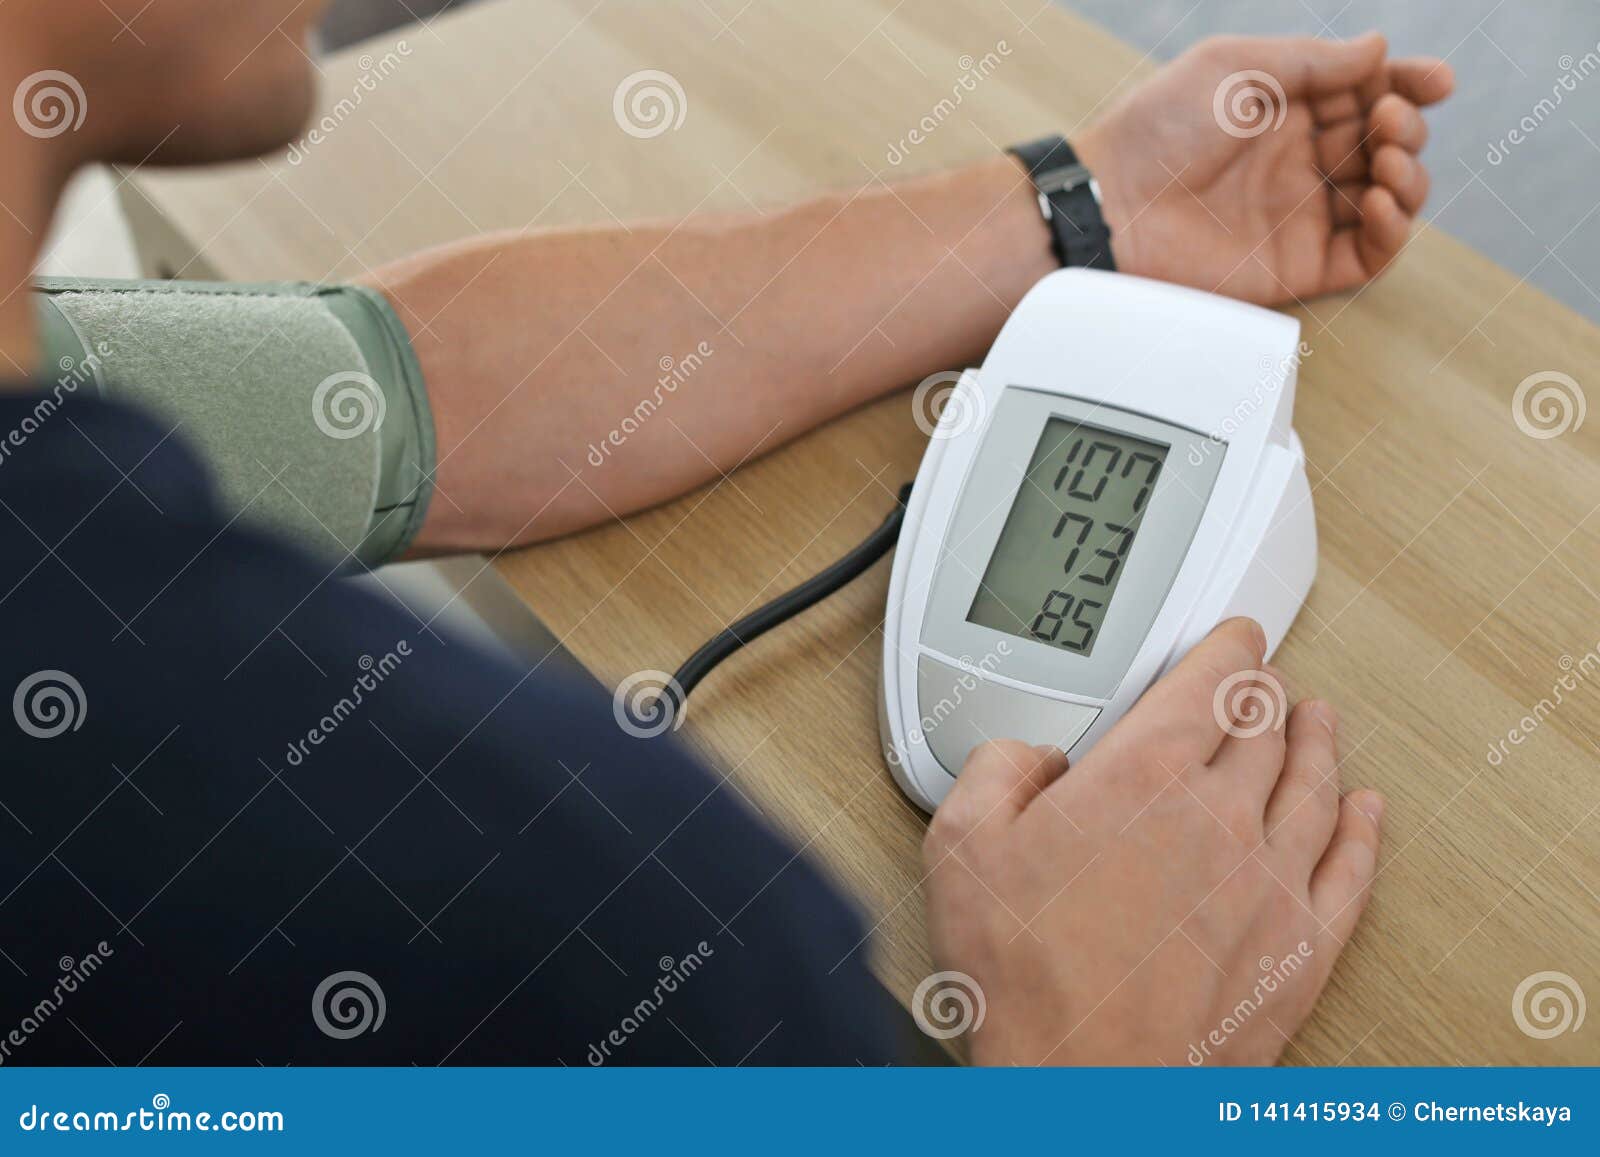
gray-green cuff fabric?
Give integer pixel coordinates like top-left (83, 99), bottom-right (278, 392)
top-left (33, 277), bottom-right (434, 568)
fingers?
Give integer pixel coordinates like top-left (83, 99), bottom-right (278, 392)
top-left (1369, 92), bottom-right (1428, 153)
top-left (1388, 57), bottom-right (1455, 107)
top-left (1312, 90), bottom-right (1361, 128)
top-left (1311, 790), bottom-right (1384, 945)
top-left (1091, 617), bottom-right (1269, 775)
top-left (1315, 120), bottom-right (1370, 182)
top-left (1313, 55), bottom-right (1453, 125)
top-left (1277, 31), bottom-right (1388, 98)
top-left (931, 740), bottom-right (1068, 847)
top-left (1318, 84), bottom-right (1430, 295)
top-left (1328, 181), bottom-right (1365, 226)
top-left (1315, 95), bottom-right (1426, 180)
top-left (1264, 700), bottom-right (1342, 861)
top-left (1321, 185), bottom-right (1409, 293)
top-left (1371, 143), bottom-right (1429, 214)
top-left (1207, 666), bottom-right (1290, 816)
top-left (1358, 183), bottom-right (1411, 263)
top-left (1312, 42), bottom-right (1439, 219)
top-left (1318, 68), bottom-right (1433, 299)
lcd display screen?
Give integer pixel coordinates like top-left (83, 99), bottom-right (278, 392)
top-left (966, 417), bottom-right (1169, 656)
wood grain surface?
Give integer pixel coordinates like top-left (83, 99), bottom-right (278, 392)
top-left (130, 0), bottom-right (1600, 1064)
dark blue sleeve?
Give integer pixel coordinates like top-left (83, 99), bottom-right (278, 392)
top-left (0, 388), bottom-right (896, 1066)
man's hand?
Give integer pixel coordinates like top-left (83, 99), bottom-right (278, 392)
top-left (1074, 33), bottom-right (1454, 304)
top-left (921, 619), bottom-right (1383, 1065)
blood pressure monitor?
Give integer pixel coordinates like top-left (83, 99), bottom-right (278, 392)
top-left (880, 269), bottom-right (1315, 812)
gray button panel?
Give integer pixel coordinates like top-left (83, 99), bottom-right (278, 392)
top-left (916, 652), bottom-right (1101, 776)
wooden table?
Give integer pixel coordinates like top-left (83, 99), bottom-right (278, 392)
top-left (127, 0), bottom-right (1600, 1064)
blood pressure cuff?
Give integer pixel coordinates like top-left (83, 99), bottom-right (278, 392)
top-left (32, 277), bottom-right (434, 568)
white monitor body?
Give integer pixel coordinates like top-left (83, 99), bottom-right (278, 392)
top-left (880, 269), bottom-right (1315, 813)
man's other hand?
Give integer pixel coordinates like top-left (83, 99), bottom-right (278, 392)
top-left (1075, 32), bottom-right (1454, 304)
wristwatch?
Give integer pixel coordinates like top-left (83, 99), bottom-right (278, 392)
top-left (1009, 135), bottom-right (1115, 271)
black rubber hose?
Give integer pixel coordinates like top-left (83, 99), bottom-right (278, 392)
top-left (652, 481), bottom-right (914, 724)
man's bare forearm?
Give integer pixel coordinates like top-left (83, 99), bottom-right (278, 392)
top-left (360, 153), bottom-right (1053, 554)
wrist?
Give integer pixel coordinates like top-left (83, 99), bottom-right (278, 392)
top-left (1007, 135), bottom-right (1122, 273)
top-left (987, 153), bottom-right (1064, 290)
top-left (1068, 125), bottom-right (1135, 275)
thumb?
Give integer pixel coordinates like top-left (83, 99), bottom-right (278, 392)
top-left (1280, 31), bottom-right (1387, 97)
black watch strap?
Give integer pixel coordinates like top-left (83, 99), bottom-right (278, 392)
top-left (1009, 135), bottom-right (1115, 271)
